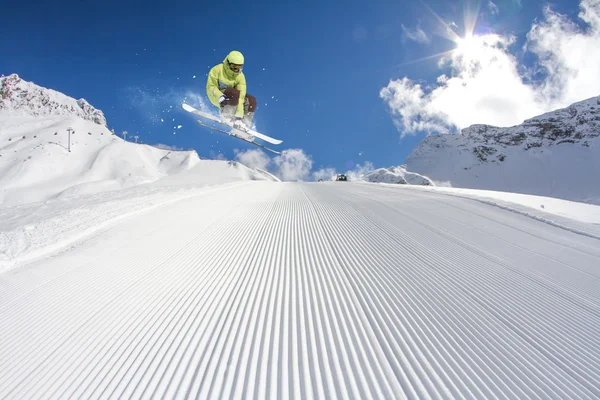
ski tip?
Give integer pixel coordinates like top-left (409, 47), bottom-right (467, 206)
top-left (182, 103), bottom-right (195, 112)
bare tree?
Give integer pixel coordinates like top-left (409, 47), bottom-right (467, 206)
top-left (121, 131), bottom-right (128, 141)
top-left (134, 135), bottom-right (139, 143)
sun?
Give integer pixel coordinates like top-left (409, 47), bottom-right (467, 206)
top-left (393, 4), bottom-right (485, 68)
top-left (455, 34), bottom-right (481, 61)
top-left (456, 34), bottom-right (475, 53)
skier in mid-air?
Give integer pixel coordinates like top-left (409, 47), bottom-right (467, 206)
top-left (206, 50), bottom-right (257, 131)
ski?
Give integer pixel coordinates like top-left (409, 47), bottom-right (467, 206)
top-left (196, 120), bottom-right (281, 155)
top-left (182, 103), bottom-right (282, 145)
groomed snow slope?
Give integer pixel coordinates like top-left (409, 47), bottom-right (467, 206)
top-left (1, 182), bottom-right (599, 399)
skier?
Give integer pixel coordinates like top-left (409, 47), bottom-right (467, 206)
top-left (206, 50), bottom-right (257, 131)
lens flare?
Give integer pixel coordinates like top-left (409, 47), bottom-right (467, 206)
top-left (405, 0), bottom-right (485, 64)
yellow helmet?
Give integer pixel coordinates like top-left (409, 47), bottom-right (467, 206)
top-left (227, 50), bottom-right (244, 65)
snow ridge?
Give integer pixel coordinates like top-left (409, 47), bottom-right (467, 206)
top-left (411, 96), bottom-right (600, 161)
top-left (0, 74), bottom-right (107, 126)
top-left (406, 96), bottom-right (600, 204)
top-left (361, 165), bottom-right (434, 185)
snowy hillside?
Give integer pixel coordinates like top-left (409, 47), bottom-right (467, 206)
top-left (0, 75), bottom-right (277, 206)
top-left (361, 165), bottom-right (433, 185)
top-left (405, 96), bottom-right (600, 204)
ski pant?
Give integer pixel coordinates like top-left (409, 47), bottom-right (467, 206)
top-left (220, 88), bottom-right (256, 126)
top-left (221, 88), bottom-right (257, 113)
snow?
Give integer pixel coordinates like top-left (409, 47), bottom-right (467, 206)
top-left (422, 186), bottom-right (600, 225)
top-left (360, 182), bottom-right (600, 238)
top-left (2, 181), bottom-right (599, 398)
top-left (0, 117), bottom-right (278, 268)
top-left (405, 96), bottom-right (600, 205)
top-left (359, 165), bottom-right (434, 185)
top-left (0, 164), bottom-right (276, 271)
top-left (0, 74), bottom-right (107, 126)
top-left (0, 114), bottom-right (197, 206)
top-left (0, 78), bottom-right (276, 207)
top-left (1, 76), bottom-right (600, 398)
top-left (0, 76), bottom-right (279, 268)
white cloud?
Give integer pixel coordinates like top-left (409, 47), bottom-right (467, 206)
top-left (209, 151), bottom-right (227, 160)
top-left (381, 0), bottom-right (600, 137)
top-left (272, 149), bottom-right (313, 181)
top-left (234, 148), bottom-right (270, 170)
top-left (233, 148), bottom-right (313, 182)
top-left (345, 162), bottom-right (376, 181)
top-left (526, 0), bottom-right (600, 104)
top-left (308, 163), bottom-right (378, 182)
top-left (312, 163), bottom-right (379, 182)
top-left (402, 24), bottom-right (431, 44)
top-left (488, 0), bottom-right (499, 15)
top-left (313, 167), bottom-right (337, 181)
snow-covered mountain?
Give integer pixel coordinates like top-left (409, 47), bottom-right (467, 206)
top-left (361, 165), bottom-right (434, 185)
top-left (0, 74), bottom-right (277, 207)
top-left (405, 96), bottom-right (600, 204)
top-left (1, 74), bottom-right (107, 126)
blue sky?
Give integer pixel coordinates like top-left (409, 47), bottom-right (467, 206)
top-left (2, 0), bottom-right (598, 180)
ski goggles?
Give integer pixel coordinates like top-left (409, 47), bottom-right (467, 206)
top-left (229, 62), bottom-right (243, 72)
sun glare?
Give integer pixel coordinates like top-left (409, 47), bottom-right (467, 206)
top-left (455, 34), bottom-right (479, 61)
top-left (397, 2), bottom-right (484, 68)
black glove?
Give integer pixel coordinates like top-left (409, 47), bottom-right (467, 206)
top-left (218, 94), bottom-right (228, 105)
